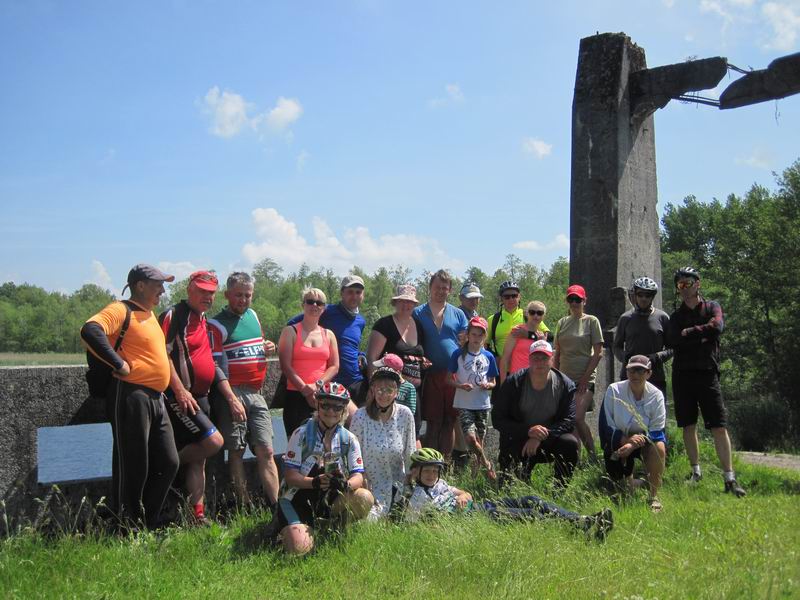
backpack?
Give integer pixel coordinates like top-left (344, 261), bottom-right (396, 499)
top-left (487, 310), bottom-right (503, 356)
top-left (85, 301), bottom-right (133, 398)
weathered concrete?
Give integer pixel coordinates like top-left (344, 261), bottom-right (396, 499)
top-left (570, 33), bottom-right (663, 404)
top-left (0, 361), bottom-right (281, 533)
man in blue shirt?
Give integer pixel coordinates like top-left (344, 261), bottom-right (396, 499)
top-left (288, 275), bottom-right (367, 407)
top-left (414, 269), bottom-right (468, 461)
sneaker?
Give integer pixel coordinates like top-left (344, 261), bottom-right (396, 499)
top-left (591, 508), bottom-right (614, 542)
top-left (685, 472), bottom-right (703, 484)
top-left (724, 479), bottom-right (746, 498)
top-left (648, 497), bottom-right (663, 513)
top-left (190, 514), bottom-right (213, 527)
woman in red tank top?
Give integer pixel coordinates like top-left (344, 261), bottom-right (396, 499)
top-left (278, 288), bottom-right (340, 437)
top-left (499, 300), bottom-right (552, 383)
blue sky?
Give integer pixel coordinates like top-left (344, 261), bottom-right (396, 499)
top-left (1, 0), bottom-right (798, 295)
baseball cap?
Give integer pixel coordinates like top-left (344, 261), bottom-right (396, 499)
top-left (626, 355), bottom-right (652, 370)
top-left (460, 282), bottom-right (483, 299)
top-left (341, 275), bottom-right (365, 289)
top-left (122, 263), bottom-right (175, 294)
top-left (373, 353), bottom-right (404, 372)
top-left (566, 284), bottom-right (587, 300)
top-left (529, 340), bottom-right (554, 356)
top-left (189, 270), bottom-right (219, 292)
top-left (468, 316), bottom-right (488, 331)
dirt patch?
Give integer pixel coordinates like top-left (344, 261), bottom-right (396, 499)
top-left (737, 452), bottom-right (800, 472)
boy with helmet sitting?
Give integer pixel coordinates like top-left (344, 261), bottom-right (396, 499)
top-left (397, 448), bottom-right (614, 541)
top-left (266, 382), bottom-right (374, 555)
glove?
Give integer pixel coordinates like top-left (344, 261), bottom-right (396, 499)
top-left (327, 475), bottom-right (348, 494)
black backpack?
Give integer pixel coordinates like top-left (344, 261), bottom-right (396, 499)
top-left (85, 301), bottom-right (133, 398)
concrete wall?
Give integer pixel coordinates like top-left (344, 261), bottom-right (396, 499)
top-left (570, 32), bottom-right (663, 401)
top-left (0, 361), bottom-right (282, 534)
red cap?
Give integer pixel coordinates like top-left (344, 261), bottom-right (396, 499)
top-left (189, 270), bottom-right (219, 292)
top-left (566, 284), bottom-right (586, 300)
top-left (468, 316), bottom-right (489, 331)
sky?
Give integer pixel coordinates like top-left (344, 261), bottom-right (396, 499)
top-left (1, 0), bottom-right (798, 296)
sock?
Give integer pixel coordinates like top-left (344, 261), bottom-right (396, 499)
top-left (193, 502), bottom-right (205, 519)
top-left (691, 464), bottom-right (702, 476)
top-left (723, 471), bottom-right (735, 482)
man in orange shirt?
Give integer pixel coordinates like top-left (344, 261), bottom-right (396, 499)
top-left (81, 264), bottom-right (180, 529)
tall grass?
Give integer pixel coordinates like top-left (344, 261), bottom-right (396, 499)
top-left (2, 445), bottom-right (798, 600)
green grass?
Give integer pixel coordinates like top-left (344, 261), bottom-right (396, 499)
top-left (0, 352), bottom-right (85, 366)
top-left (2, 449), bottom-right (799, 599)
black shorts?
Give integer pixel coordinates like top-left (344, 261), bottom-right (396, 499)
top-left (672, 370), bottom-right (726, 429)
top-left (164, 393), bottom-right (217, 448)
top-left (269, 465), bottom-right (332, 534)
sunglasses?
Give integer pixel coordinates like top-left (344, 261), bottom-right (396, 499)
top-left (566, 296), bottom-right (584, 303)
top-left (373, 387), bottom-right (397, 396)
top-left (304, 299), bottom-right (326, 307)
top-left (676, 280), bottom-right (697, 289)
top-left (528, 309), bottom-right (545, 316)
top-left (319, 402), bottom-right (345, 412)
top-left (502, 293), bottom-right (519, 300)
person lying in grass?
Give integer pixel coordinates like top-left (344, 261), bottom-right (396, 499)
top-left (395, 448), bottom-right (614, 541)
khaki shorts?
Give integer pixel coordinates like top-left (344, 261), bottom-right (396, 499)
top-left (213, 385), bottom-right (274, 452)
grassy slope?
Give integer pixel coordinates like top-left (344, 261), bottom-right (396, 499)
top-left (0, 353), bottom-right (85, 366)
top-left (2, 447), bottom-right (799, 600)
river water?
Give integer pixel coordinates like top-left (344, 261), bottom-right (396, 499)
top-left (37, 416), bottom-right (289, 484)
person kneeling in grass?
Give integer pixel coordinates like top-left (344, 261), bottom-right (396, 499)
top-left (395, 448), bottom-right (614, 541)
top-left (266, 382), bottom-right (374, 555)
top-left (599, 355), bottom-right (667, 512)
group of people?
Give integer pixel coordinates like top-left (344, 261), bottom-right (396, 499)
top-left (82, 261), bottom-right (744, 552)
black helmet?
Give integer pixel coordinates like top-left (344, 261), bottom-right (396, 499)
top-left (674, 266), bottom-right (700, 286)
top-left (498, 280), bottom-right (520, 296)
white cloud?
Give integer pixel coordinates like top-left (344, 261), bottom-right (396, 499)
top-left (296, 150), bottom-right (310, 172)
top-left (265, 97), bottom-right (303, 131)
top-left (202, 87), bottom-right (303, 138)
top-left (735, 147), bottom-right (772, 169)
top-left (156, 261), bottom-right (199, 282)
top-left (204, 86), bottom-right (252, 138)
top-left (241, 208), bottom-right (463, 274)
top-left (521, 137), bottom-right (553, 159)
top-left (429, 83), bottom-right (465, 108)
top-left (87, 258), bottom-right (114, 291)
top-left (98, 148), bottom-right (116, 165)
top-left (762, 2), bottom-right (800, 50)
top-left (513, 233), bottom-right (570, 252)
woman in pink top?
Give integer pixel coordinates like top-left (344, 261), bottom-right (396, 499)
top-left (279, 288), bottom-right (340, 437)
top-left (499, 301), bottom-right (552, 383)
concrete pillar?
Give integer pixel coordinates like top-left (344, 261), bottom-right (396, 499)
top-left (570, 33), bottom-right (663, 407)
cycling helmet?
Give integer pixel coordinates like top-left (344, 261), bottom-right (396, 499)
top-left (498, 280), bottom-right (520, 296)
top-left (370, 366), bottom-right (402, 385)
top-left (410, 447), bottom-right (446, 469)
top-left (315, 381), bottom-right (351, 404)
top-left (629, 276), bottom-right (658, 311)
top-left (632, 277), bottom-right (658, 293)
top-left (674, 266), bottom-right (700, 285)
